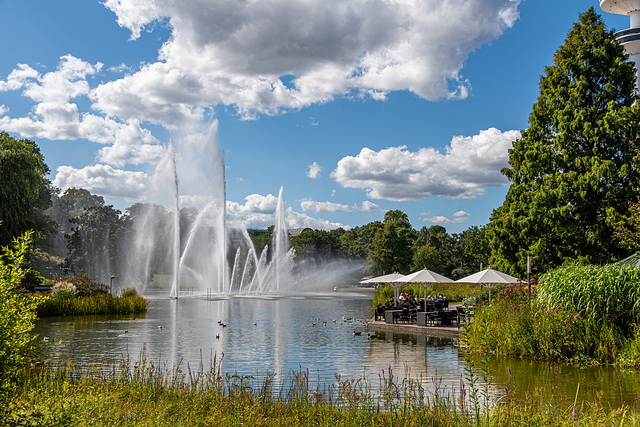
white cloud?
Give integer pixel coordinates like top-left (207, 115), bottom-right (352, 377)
top-left (226, 193), bottom-right (345, 230)
top-left (331, 128), bottom-right (521, 201)
top-left (95, 0), bottom-right (521, 118)
top-left (359, 200), bottom-right (379, 212)
top-left (306, 161), bottom-right (322, 179)
top-left (52, 164), bottom-right (151, 201)
top-left (421, 210), bottom-right (471, 224)
top-left (300, 199), bottom-right (350, 214)
top-left (0, 55), bottom-right (102, 104)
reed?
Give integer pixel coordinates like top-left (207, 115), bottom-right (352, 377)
top-left (37, 294), bottom-right (148, 317)
top-left (3, 359), bottom-right (639, 427)
top-left (537, 262), bottom-right (640, 335)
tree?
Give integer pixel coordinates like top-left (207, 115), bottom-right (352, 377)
top-left (488, 7), bottom-right (640, 275)
top-left (66, 204), bottom-right (123, 283)
top-left (0, 132), bottom-right (54, 247)
top-left (369, 210), bottom-right (415, 275)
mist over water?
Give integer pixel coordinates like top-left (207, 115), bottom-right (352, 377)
top-left (111, 122), bottom-right (362, 297)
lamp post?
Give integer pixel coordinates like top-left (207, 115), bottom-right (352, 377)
top-left (110, 275), bottom-right (115, 295)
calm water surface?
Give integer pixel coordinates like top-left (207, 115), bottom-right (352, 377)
top-left (34, 293), bottom-right (640, 409)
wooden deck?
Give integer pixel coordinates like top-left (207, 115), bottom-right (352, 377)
top-left (366, 319), bottom-right (461, 339)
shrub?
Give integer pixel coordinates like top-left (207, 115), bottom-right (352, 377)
top-left (0, 229), bottom-right (47, 398)
top-left (49, 281), bottom-right (77, 301)
top-left (120, 286), bottom-right (138, 297)
top-left (52, 271), bottom-right (109, 296)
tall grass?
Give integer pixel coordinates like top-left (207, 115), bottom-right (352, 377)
top-left (4, 359), bottom-right (639, 426)
top-left (537, 263), bottom-right (640, 335)
top-left (465, 263), bottom-right (640, 366)
top-left (37, 294), bottom-right (148, 317)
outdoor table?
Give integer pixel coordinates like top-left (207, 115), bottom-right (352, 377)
top-left (385, 310), bottom-right (401, 324)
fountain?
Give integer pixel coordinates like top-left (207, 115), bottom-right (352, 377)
top-left (116, 125), bottom-right (298, 298)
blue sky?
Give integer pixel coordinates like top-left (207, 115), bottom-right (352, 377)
top-left (0, 0), bottom-right (631, 233)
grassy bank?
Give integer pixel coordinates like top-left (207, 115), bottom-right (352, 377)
top-left (464, 263), bottom-right (640, 367)
top-left (3, 360), bottom-right (639, 427)
top-left (36, 294), bottom-right (148, 317)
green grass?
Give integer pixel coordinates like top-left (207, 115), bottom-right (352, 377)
top-left (3, 359), bottom-right (639, 426)
top-left (37, 294), bottom-right (148, 317)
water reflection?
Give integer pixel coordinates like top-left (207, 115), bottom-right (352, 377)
top-left (33, 295), bottom-right (640, 409)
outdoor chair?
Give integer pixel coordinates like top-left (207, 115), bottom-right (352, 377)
top-left (400, 308), bottom-right (411, 323)
top-left (375, 306), bottom-right (385, 321)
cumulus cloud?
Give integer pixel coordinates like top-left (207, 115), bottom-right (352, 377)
top-left (300, 198), bottom-right (379, 214)
top-left (300, 199), bottom-right (350, 214)
top-left (331, 128), bottom-right (521, 201)
top-left (52, 164), bottom-right (151, 201)
top-left (306, 162), bottom-right (322, 179)
top-left (227, 193), bottom-right (345, 230)
top-left (421, 210), bottom-right (471, 224)
top-left (95, 0), bottom-right (521, 118)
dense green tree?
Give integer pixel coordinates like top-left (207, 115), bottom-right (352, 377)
top-left (455, 225), bottom-right (491, 277)
top-left (338, 221), bottom-right (383, 259)
top-left (66, 204), bottom-right (123, 283)
top-left (488, 8), bottom-right (640, 275)
top-left (369, 210), bottom-right (414, 275)
top-left (0, 132), bottom-right (54, 247)
top-left (412, 225), bottom-right (458, 275)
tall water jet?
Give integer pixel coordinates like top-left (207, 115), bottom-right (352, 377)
top-left (273, 187), bottom-right (288, 293)
top-left (169, 144), bottom-right (181, 299)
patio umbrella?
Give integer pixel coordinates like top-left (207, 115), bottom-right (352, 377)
top-left (455, 267), bottom-right (520, 302)
top-left (392, 269), bottom-right (453, 306)
top-left (359, 272), bottom-right (405, 284)
top-left (359, 272), bottom-right (405, 306)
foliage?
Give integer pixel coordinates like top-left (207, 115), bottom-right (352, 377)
top-left (0, 229), bottom-right (47, 398)
top-left (465, 270), bottom-right (640, 366)
top-left (65, 205), bottom-right (123, 283)
top-left (537, 262), bottom-right (640, 336)
top-left (52, 272), bottom-right (109, 297)
top-left (37, 294), bottom-right (147, 317)
top-left (49, 282), bottom-right (77, 301)
top-left (0, 132), bottom-right (55, 248)
top-left (488, 8), bottom-right (640, 276)
top-left (368, 210), bottom-right (415, 275)
top-left (5, 359), bottom-right (640, 427)
top-left (120, 286), bottom-right (139, 297)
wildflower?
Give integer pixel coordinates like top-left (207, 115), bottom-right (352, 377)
top-left (507, 367), bottom-right (511, 378)
top-left (574, 314), bottom-right (580, 320)
top-left (546, 310), bottom-right (552, 315)
top-left (504, 387), bottom-right (509, 398)
top-left (555, 308), bottom-right (560, 314)
top-left (564, 318), bottom-right (569, 325)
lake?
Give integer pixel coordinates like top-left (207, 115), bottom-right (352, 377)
top-left (34, 292), bottom-right (640, 409)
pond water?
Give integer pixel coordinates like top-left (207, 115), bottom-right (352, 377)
top-left (34, 293), bottom-right (640, 409)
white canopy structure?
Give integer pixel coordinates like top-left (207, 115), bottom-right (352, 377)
top-left (455, 267), bottom-right (520, 302)
top-left (393, 268), bottom-right (453, 305)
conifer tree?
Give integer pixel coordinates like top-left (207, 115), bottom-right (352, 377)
top-left (488, 7), bottom-right (640, 275)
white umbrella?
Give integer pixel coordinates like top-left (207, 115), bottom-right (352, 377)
top-left (359, 272), bottom-right (404, 284)
top-left (455, 267), bottom-right (520, 302)
top-left (393, 269), bottom-right (453, 306)
top-left (360, 272), bottom-right (405, 307)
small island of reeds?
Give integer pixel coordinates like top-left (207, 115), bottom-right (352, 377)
top-left (36, 273), bottom-right (147, 317)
